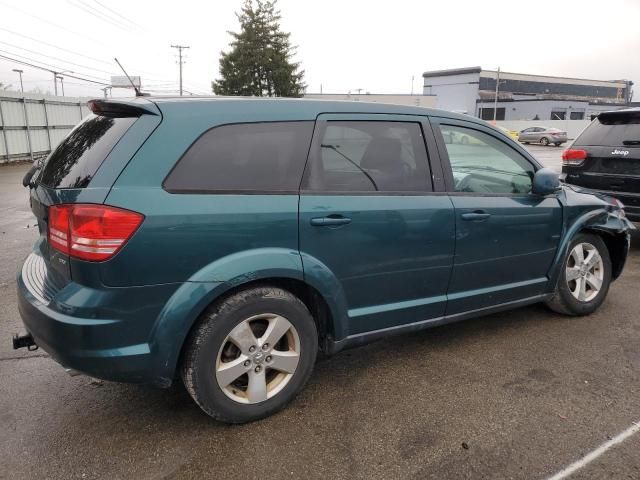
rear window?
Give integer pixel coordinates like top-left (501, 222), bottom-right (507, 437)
top-left (40, 114), bottom-right (136, 188)
top-left (163, 121), bottom-right (314, 193)
top-left (575, 111), bottom-right (640, 147)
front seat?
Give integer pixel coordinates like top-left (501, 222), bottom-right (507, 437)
top-left (360, 137), bottom-right (408, 190)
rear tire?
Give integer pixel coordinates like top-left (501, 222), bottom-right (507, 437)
top-left (545, 233), bottom-right (611, 316)
top-left (554, 143), bottom-right (562, 147)
top-left (181, 286), bottom-right (318, 423)
top-left (540, 137), bottom-right (550, 146)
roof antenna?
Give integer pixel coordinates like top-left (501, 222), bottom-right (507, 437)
top-left (114, 57), bottom-right (146, 97)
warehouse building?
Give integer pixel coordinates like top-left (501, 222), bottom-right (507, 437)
top-left (304, 93), bottom-right (437, 108)
top-left (423, 66), bottom-right (633, 120)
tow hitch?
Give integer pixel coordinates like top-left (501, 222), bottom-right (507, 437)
top-left (12, 333), bottom-right (38, 351)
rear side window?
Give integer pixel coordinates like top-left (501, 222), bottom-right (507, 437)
top-left (575, 112), bottom-right (640, 147)
top-left (164, 121), bottom-right (314, 193)
top-left (303, 121), bottom-right (431, 192)
top-left (40, 114), bottom-right (136, 188)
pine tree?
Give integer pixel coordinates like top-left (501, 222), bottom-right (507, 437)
top-left (212, 0), bottom-right (305, 97)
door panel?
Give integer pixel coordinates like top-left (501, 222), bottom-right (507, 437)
top-left (431, 119), bottom-right (563, 314)
top-left (299, 114), bottom-right (455, 335)
top-left (300, 195), bottom-right (455, 333)
top-left (447, 195), bottom-right (561, 313)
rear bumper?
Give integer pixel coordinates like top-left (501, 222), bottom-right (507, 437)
top-left (17, 252), bottom-right (181, 386)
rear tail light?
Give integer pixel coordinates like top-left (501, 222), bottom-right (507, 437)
top-left (562, 149), bottom-right (588, 166)
top-left (48, 204), bottom-right (144, 261)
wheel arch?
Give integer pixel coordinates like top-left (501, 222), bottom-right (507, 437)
top-left (149, 248), bottom-right (348, 384)
top-left (581, 227), bottom-right (630, 280)
top-left (547, 208), bottom-right (631, 291)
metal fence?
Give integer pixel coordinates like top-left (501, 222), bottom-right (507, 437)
top-left (0, 91), bottom-right (91, 163)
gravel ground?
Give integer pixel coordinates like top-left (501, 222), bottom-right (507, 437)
top-left (1, 155), bottom-right (638, 480)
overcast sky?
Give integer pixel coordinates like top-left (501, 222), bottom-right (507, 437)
top-left (0, 0), bottom-right (639, 98)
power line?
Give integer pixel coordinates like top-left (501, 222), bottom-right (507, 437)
top-left (0, 48), bottom-right (110, 82)
top-left (91, 0), bottom-right (144, 30)
top-left (66, 0), bottom-right (131, 31)
top-left (0, 26), bottom-right (114, 66)
top-left (0, 26), bottom-right (177, 86)
top-left (0, 41), bottom-right (119, 77)
top-left (0, 53), bottom-right (110, 86)
top-left (0, 0), bottom-right (109, 47)
top-left (170, 45), bottom-right (190, 96)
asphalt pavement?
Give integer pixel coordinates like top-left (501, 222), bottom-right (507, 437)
top-left (1, 150), bottom-right (639, 480)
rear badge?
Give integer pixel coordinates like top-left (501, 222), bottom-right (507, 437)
top-left (611, 149), bottom-right (629, 156)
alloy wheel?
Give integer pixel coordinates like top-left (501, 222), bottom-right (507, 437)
top-left (566, 242), bottom-right (604, 302)
top-left (215, 313), bottom-right (301, 404)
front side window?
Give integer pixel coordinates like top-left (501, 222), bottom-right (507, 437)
top-left (164, 121), bottom-right (314, 193)
top-left (439, 124), bottom-right (534, 194)
top-left (304, 121), bottom-right (431, 192)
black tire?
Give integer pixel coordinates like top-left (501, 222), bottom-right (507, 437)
top-left (545, 233), bottom-right (612, 316)
top-left (540, 137), bottom-right (550, 146)
top-left (181, 286), bottom-right (318, 423)
top-left (554, 143), bottom-right (562, 147)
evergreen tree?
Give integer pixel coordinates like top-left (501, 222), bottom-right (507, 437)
top-left (212, 0), bottom-right (305, 97)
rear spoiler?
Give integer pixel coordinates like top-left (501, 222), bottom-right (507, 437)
top-left (88, 99), bottom-right (159, 117)
top-left (598, 108), bottom-right (640, 124)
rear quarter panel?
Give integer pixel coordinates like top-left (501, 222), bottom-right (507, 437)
top-left (102, 100), bottom-right (321, 287)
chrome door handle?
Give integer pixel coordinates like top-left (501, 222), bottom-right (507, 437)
top-left (461, 211), bottom-right (491, 221)
top-left (310, 215), bottom-right (352, 226)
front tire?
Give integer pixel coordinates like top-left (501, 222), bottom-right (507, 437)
top-left (540, 137), bottom-right (550, 146)
top-left (546, 233), bottom-right (612, 316)
top-left (181, 286), bottom-right (318, 423)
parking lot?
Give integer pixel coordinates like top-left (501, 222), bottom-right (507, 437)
top-left (1, 145), bottom-right (638, 480)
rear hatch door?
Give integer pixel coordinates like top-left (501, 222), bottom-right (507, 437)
top-left (27, 99), bottom-right (161, 290)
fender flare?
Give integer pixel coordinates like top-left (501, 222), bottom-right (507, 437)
top-left (147, 248), bottom-right (350, 381)
top-left (148, 248), bottom-right (305, 380)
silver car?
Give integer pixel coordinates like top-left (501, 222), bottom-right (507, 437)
top-left (518, 126), bottom-right (567, 146)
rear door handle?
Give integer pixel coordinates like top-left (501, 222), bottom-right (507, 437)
top-left (461, 211), bottom-right (491, 221)
top-left (310, 215), bottom-right (352, 226)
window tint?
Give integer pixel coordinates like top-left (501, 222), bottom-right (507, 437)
top-left (40, 114), bottom-right (136, 189)
top-left (304, 121), bottom-right (431, 192)
top-left (439, 124), bottom-right (534, 194)
top-left (574, 112), bottom-right (640, 147)
top-left (164, 121), bottom-right (314, 193)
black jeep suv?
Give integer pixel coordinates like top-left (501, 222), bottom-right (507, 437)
top-left (562, 108), bottom-right (640, 222)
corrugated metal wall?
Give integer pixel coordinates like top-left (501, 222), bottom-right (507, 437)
top-left (0, 92), bottom-right (91, 162)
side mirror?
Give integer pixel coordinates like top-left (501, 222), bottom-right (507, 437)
top-left (532, 167), bottom-right (560, 196)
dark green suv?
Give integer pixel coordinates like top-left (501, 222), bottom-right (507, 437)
top-left (15, 97), bottom-right (633, 423)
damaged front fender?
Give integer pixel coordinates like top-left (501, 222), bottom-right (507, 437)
top-left (546, 186), bottom-right (635, 291)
